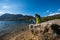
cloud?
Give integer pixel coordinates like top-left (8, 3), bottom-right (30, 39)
top-left (0, 12), bottom-right (3, 13)
top-left (0, 11), bottom-right (5, 16)
top-left (46, 10), bottom-right (53, 14)
top-left (57, 8), bottom-right (60, 11)
top-left (2, 5), bottom-right (10, 9)
top-left (46, 10), bottom-right (50, 12)
top-left (48, 12), bottom-right (60, 16)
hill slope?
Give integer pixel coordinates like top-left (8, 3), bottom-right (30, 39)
top-left (0, 13), bottom-right (34, 23)
top-left (42, 14), bottom-right (60, 22)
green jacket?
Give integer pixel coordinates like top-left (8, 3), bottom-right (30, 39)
top-left (36, 16), bottom-right (41, 24)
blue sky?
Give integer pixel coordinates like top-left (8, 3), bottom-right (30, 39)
top-left (0, 0), bottom-right (60, 17)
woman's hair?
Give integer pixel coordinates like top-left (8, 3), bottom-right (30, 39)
top-left (35, 13), bottom-right (41, 18)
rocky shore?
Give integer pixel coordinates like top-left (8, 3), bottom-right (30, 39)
top-left (0, 19), bottom-right (60, 40)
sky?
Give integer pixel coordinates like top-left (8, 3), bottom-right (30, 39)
top-left (0, 0), bottom-right (60, 17)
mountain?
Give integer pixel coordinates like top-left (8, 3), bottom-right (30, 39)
top-left (0, 13), bottom-right (34, 22)
top-left (0, 13), bottom-right (60, 22)
top-left (42, 14), bottom-right (60, 22)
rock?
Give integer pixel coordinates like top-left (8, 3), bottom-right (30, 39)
top-left (29, 19), bottom-right (60, 40)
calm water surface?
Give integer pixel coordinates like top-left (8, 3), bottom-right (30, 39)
top-left (0, 21), bottom-right (30, 36)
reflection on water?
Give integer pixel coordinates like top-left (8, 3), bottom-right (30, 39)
top-left (0, 21), bottom-right (30, 36)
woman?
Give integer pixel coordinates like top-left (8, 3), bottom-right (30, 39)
top-left (35, 14), bottom-right (41, 24)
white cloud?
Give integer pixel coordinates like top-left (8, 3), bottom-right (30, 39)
top-left (0, 12), bottom-right (3, 13)
top-left (2, 5), bottom-right (10, 9)
top-left (48, 13), bottom-right (60, 16)
top-left (46, 10), bottom-right (52, 14)
top-left (0, 11), bottom-right (5, 16)
top-left (57, 9), bottom-right (60, 11)
top-left (46, 10), bottom-right (50, 12)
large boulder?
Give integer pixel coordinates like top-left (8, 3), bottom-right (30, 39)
top-left (30, 19), bottom-right (60, 40)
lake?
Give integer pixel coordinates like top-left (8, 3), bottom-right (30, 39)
top-left (0, 21), bottom-right (30, 36)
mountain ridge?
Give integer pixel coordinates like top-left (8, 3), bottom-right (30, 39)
top-left (0, 13), bottom-right (34, 23)
top-left (0, 13), bottom-right (60, 22)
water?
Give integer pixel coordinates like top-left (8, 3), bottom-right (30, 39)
top-left (0, 21), bottom-right (30, 36)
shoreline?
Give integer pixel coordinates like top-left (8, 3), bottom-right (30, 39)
top-left (0, 24), bottom-right (29, 40)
